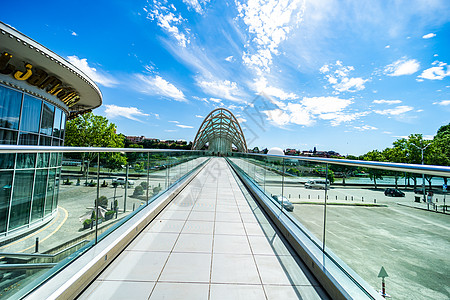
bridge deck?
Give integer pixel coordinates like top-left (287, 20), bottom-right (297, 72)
top-left (78, 158), bottom-right (328, 299)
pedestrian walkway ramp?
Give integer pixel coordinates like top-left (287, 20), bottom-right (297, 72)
top-left (76, 157), bottom-right (327, 299)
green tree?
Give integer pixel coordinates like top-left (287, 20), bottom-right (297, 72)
top-left (65, 112), bottom-right (125, 177)
top-left (363, 150), bottom-right (385, 188)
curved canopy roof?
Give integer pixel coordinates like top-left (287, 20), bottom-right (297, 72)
top-left (0, 22), bottom-right (102, 116)
top-left (192, 108), bottom-right (247, 153)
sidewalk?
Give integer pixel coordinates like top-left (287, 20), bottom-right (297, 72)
top-left (396, 200), bottom-right (449, 214)
top-left (78, 157), bottom-right (328, 300)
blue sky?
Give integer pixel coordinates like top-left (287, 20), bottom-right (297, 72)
top-left (2, 0), bottom-right (450, 155)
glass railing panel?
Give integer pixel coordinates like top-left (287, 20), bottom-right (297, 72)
top-left (323, 164), bottom-right (449, 299)
top-left (0, 147), bottom-right (207, 299)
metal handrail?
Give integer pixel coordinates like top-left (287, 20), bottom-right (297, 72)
top-left (237, 153), bottom-right (450, 177)
top-left (0, 145), bottom-right (201, 154)
top-left (0, 145), bottom-right (449, 177)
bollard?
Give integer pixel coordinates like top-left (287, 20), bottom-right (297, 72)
top-left (133, 203), bottom-right (135, 211)
top-left (374, 199), bottom-right (376, 203)
top-left (289, 194), bottom-right (291, 198)
top-left (336, 196), bottom-right (337, 200)
top-left (351, 196), bottom-right (353, 201)
top-left (299, 194), bottom-right (300, 199)
top-left (308, 195), bottom-right (310, 199)
top-left (362, 197), bottom-right (364, 202)
top-left (345, 196), bottom-right (347, 200)
top-left (327, 195), bottom-right (328, 200)
top-left (318, 195), bottom-right (320, 200)
top-left (35, 237), bottom-right (39, 253)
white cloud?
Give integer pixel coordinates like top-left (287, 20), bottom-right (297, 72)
top-left (237, 0), bottom-right (306, 74)
top-left (145, 2), bottom-right (189, 47)
top-left (225, 56), bottom-right (234, 62)
top-left (384, 58), bottom-right (420, 76)
top-left (263, 109), bottom-right (292, 127)
top-left (176, 124), bottom-right (194, 128)
top-left (418, 61), bottom-right (450, 80)
top-left (320, 61), bottom-right (367, 93)
top-left (182, 0), bottom-right (210, 14)
top-left (422, 33), bottom-right (436, 39)
top-left (372, 100), bottom-right (402, 105)
top-left (104, 105), bottom-right (150, 122)
top-left (196, 78), bottom-right (242, 102)
top-left (195, 115), bottom-right (204, 118)
top-left (252, 77), bottom-right (298, 100)
top-left (301, 96), bottom-right (352, 114)
top-left (385, 45), bottom-right (390, 48)
top-left (264, 96), bottom-right (363, 128)
top-left (209, 98), bottom-right (222, 103)
top-left (433, 100), bottom-right (450, 106)
top-left (71, 31), bottom-right (77, 36)
top-left (354, 125), bottom-right (378, 131)
top-left (67, 56), bottom-right (117, 87)
top-left (374, 105), bottom-right (414, 115)
top-left (135, 74), bottom-right (186, 101)
top-left (169, 120), bottom-right (179, 123)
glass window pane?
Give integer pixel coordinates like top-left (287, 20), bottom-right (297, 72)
top-left (40, 102), bottom-right (54, 136)
top-left (44, 169), bottom-right (55, 215)
top-left (50, 153), bottom-right (58, 167)
top-left (0, 171), bottom-right (13, 233)
top-left (0, 129), bottom-right (18, 144)
top-left (20, 95), bottom-right (41, 133)
top-left (16, 153), bottom-right (36, 169)
top-left (31, 169), bottom-right (47, 222)
top-left (53, 108), bottom-right (62, 138)
top-left (9, 170), bottom-right (34, 230)
top-left (53, 168), bottom-right (61, 210)
top-left (37, 153), bottom-right (50, 168)
top-left (0, 85), bottom-right (22, 130)
top-left (19, 133), bottom-right (38, 145)
top-left (52, 139), bottom-right (60, 146)
top-left (0, 154), bottom-right (15, 169)
top-left (60, 113), bottom-right (66, 139)
top-left (39, 136), bottom-right (51, 146)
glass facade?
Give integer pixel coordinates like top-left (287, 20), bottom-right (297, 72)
top-left (0, 84), bottom-right (66, 238)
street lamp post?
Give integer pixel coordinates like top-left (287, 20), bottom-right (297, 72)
top-left (411, 142), bottom-right (431, 204)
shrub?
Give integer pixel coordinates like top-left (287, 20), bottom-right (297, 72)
top-left (153, 185), bottom-right (162, 194)
top-left (96, 196), bottom-right (108, 209)
top-left (133, 185), bottom-right (144, 196)
top-left (83, 219), bottom-right (92, 229)
top-left (105, 210), bottom-right (115, 220)
top-left (140, 181), bottom-right (148, 189)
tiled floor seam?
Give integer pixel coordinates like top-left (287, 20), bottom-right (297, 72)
top-left (223, 160), bottom-right (270, 300)
top-left (147, 160), bottom-right (211, 299)
top-left (207, 158), bottom-right (220, 300)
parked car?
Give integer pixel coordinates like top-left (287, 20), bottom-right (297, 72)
top-left (272, 195), bottom-right (294, 212)
top-left (384, 188), bottom-right (405, 197)
top-left (305, 179), bottom-right (329, 189)
top-left (112, 177), bottom-right (134, 186)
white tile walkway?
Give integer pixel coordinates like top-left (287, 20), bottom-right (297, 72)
top-left (78, 158), bottom-right (328, 300)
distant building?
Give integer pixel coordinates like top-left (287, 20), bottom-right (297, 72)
top-left (285, 149), bottom-right (298, 156)
top-left (126, 136), bottom-right (145, 143)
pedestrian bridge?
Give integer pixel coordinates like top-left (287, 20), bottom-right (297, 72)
top-left (0, 147), bottom-right (449, 300)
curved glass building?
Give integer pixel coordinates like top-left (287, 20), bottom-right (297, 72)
top-left (0, 22), bottom-right (102, 242)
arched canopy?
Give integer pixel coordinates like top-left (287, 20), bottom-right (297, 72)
top-left (192, 108), bottom-right (247, 153)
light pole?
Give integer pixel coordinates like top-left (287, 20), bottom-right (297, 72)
top-left (411, 141), bottom-right (431, 203)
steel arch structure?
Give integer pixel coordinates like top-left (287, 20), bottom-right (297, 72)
top-left (192, 108), bottom-right (247, 154)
